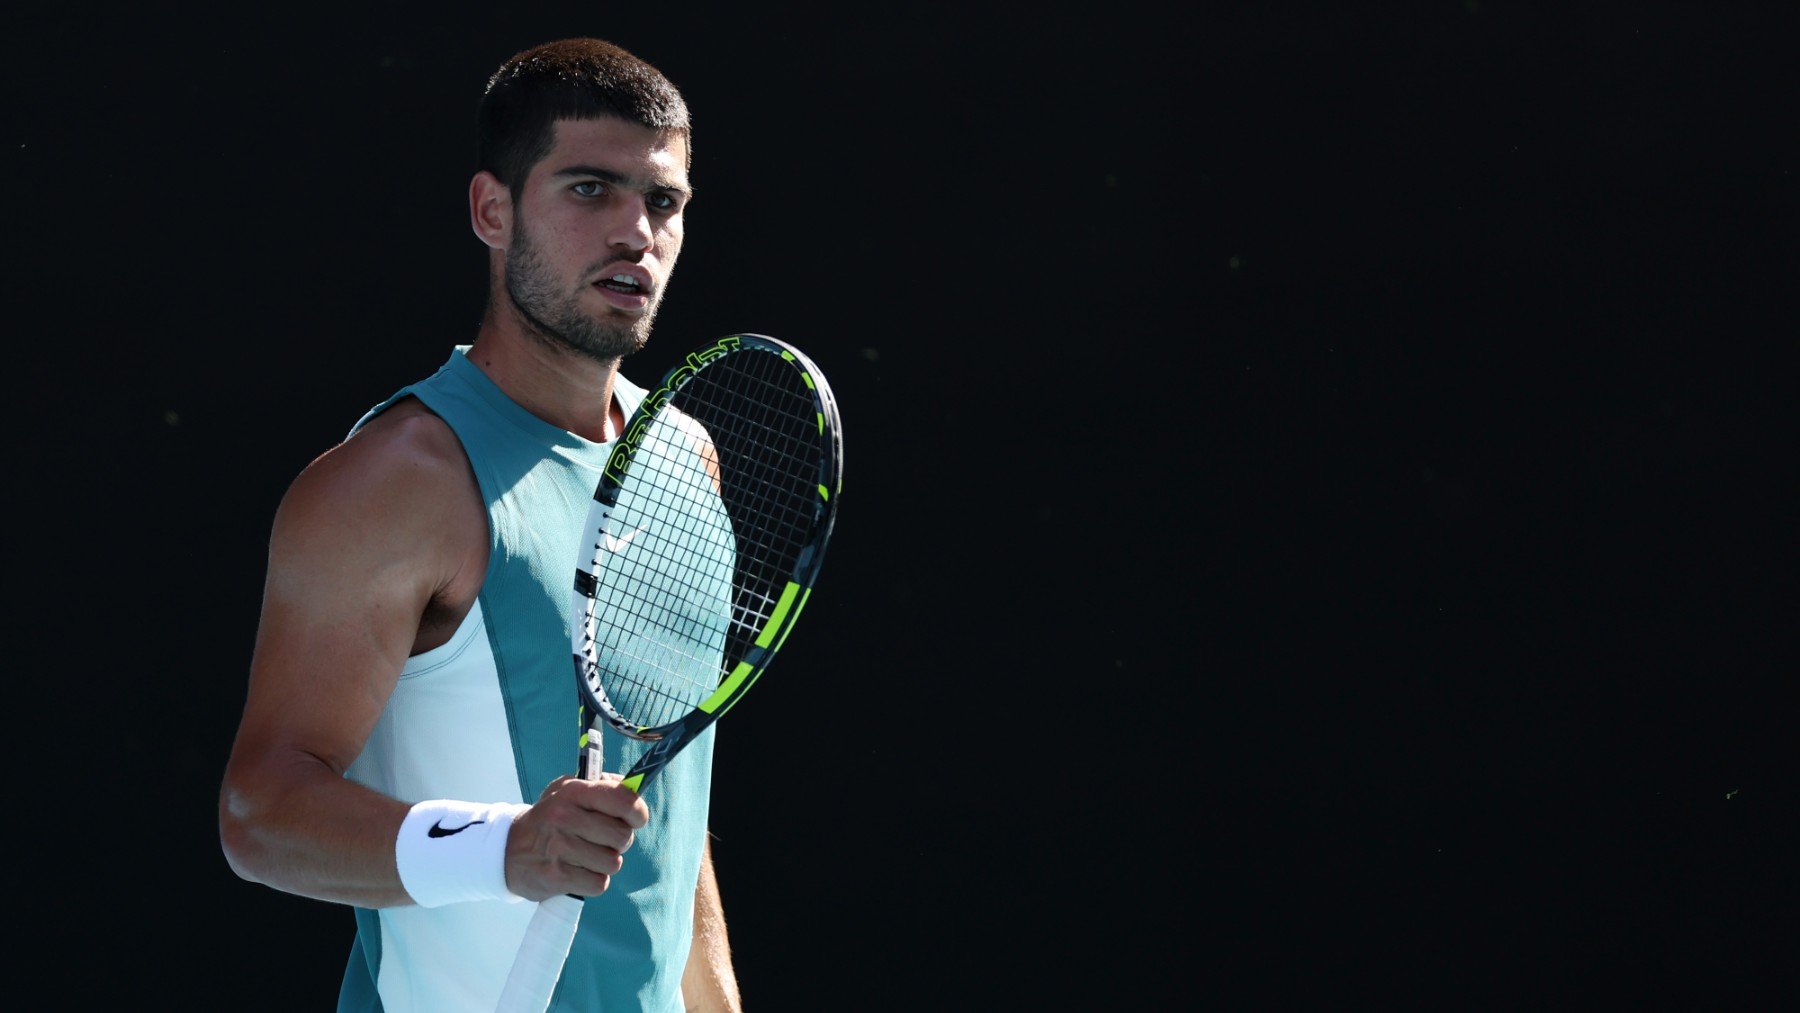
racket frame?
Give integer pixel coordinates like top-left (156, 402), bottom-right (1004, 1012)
top-left (572, 333), bottom-right (843, 792)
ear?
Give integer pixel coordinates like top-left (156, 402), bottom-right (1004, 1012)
top-left (469, 171), bottom-right (512, 250)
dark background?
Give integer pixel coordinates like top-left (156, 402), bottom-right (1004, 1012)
top-left (12, 1), bottom-right (1793, 1007)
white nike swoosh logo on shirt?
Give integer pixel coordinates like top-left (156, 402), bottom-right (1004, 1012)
top-left (601, 524), bottom-right (649, 553)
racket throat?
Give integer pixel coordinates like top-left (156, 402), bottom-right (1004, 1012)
top-left (623, 727), bottom-right (690, 794)
top-left (576, 740), bottom-right (605, 780)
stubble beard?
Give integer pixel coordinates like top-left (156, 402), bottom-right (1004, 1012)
top-left (504, 210), bottom-right (658, 364)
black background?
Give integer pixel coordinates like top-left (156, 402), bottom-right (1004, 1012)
top-left (12, 1), bottom-right (1793, 1007)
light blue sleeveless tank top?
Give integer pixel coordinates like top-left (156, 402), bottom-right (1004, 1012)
top-left (338, 346), bottom-right (717, 1013)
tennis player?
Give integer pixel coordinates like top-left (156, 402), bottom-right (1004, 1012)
top-left (219, 38), bottom-right (741, 1012)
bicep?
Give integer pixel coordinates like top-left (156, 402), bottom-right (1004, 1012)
top-left (228, 427), bottom-right (469, 785)
top-left (235, 511), bottom-right (425, 775)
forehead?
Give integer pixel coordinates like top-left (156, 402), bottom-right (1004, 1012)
top-left (537, 116), bottom-right (690, 185)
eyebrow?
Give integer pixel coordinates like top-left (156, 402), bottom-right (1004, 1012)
top-left (553, 164), bottom-right (693, 198)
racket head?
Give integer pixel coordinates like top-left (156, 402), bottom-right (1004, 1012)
top-left (570, 334), bottom-right (842, 754)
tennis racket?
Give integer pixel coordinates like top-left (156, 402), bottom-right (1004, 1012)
top-left (494, 333), bottom-right (843, 1013)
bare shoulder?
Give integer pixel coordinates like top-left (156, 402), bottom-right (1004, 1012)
top-left (270, 397), bottom-right (486, 645)
top-left (279, 401), bottom-right (465, 531)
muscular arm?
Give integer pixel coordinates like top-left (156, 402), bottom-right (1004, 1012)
top-left (218, 405), bottom-right (483, 907)
top-left (219, 403), bottom-right (648, 907)
top-left (682, 837), bottom-right (743, 1013)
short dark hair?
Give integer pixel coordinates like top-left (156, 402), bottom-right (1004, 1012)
top-left (477, 38), bottom-right (691, 193)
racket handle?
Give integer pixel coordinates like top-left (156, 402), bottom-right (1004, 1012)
top-left (494, 893), bottom-right (583, 1013)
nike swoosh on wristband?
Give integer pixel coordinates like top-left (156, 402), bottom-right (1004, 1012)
top-left (428, 819), bottom-right (485, 838)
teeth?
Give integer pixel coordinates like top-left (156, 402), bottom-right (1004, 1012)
top-left (609, 274), bottom-right (639, 287)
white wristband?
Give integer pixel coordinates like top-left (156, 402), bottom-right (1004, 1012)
top-left (395, 799), bottom-right (530, 908)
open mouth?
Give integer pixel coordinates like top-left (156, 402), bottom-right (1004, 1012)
top-left (596, 273), bottom-right (646, 296)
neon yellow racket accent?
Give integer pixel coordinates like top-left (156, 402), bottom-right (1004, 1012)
top-left (756, 582), bottom-right (803, 648)
top-left (621, 772), bottom-right (646, 792)
top-left (717, 586), bottom-right (815, 720)
top-left (699, 659), bottom-right (757, 715)
top-left (770, 587), bottom-right (814, 655)
top-left (695, 581), bottom-right (806, 717)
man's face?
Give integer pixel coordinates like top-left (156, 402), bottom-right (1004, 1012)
top-left (504, 117), bottom-right (691, 362)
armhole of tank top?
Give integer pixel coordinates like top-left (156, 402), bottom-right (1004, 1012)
top-left (398, 598), bottom-right (486, 679)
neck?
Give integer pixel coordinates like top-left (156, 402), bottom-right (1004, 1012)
top-left (467, 312), bottom-right (622, 443)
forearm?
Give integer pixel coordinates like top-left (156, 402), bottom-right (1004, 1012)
top-left (219, 749), bottom-right (414, 908)
top-left (682, 837), bottom-right (742, 1013)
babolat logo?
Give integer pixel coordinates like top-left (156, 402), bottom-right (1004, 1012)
top-left (605, 336), bottom-right (742, 484)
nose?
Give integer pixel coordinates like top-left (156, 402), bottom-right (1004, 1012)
top-left (607, 198), bottom-right (654, 253)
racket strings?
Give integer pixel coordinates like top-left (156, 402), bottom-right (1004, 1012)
top-left (591, 423), bottom-right (735, 727)
top-left (584, 347), bottom-right (829, 732)
top-left (681, 359), bottom-right (825, 655)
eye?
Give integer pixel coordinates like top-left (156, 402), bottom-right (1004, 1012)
top-left (648, 191), bottom-right (681, 213)
top-left (572, 180), bottom-right (605, 198)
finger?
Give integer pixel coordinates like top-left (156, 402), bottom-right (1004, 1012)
top-left (558, 868), bottom-right (612, 898)
top-left (557, 837), bottom-right (628, 879)
top-left (568, 779), bottom-right (652, 828)
top-left (506, 821), bottom-right (627, 899)
top-left (526, 801), bottom-right (637, 856)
